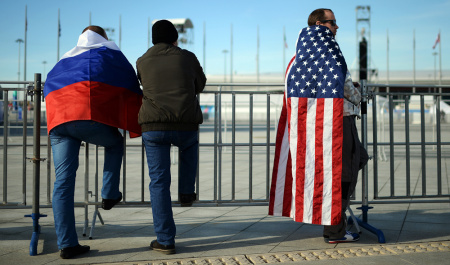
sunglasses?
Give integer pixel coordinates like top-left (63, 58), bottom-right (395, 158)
top-left (320, 20), bottom-right (337, 26)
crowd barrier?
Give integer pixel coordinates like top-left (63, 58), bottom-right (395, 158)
top-left (1, 75), bottom-right (450, 255)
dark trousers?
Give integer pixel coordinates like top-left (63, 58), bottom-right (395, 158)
top-left (323, 115), bottom-right (360, 239)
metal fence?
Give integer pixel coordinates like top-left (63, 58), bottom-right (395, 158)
top-left (1, 75), bottom-right (450, 253)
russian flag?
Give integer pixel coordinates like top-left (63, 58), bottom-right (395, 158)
top-left (44, 30), bottom-right (142, 137)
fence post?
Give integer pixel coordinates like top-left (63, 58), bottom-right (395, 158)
top-left (354, 80), bottom-right (385, 243)
top-left (27, 73), bottom-right (47, 256)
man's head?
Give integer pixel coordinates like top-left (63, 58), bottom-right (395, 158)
top-left (308, 8), bottom-right (339, 36)
top-left (152, 20), bottom-right (178, 45)
top-left (82, 25), bottom-right (108, 40)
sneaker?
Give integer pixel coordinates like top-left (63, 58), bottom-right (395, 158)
top-left (150, 240), bottom-right (176, 254)
top-left (102, 192), bottom-right (122, 210)
top-left (60, 244), bottom-right (90, 259)
top-left (179, 193), bottom-right (196, 207)
top-left (325, 231), bottom-right (360, 243)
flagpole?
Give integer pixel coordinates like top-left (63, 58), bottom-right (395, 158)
top-left (439, 30), bottom-right (442, 87)
top-left (89, 12), bottom-right (91, 25)
top-left (283, 26), bottom-right (286, 77)
top-left (203, 21), bottom-right (206, 73)
top-left (413, 29), bottom-right (416, 89)
top-left (57, 8), bottom-right (60, 62)
top-left (386, 29), bottom-right (389, 93)
top-left (24, 5), bottom-right (27, 82)
top-left (148, 17), bottom-right (150, 49)
top-left (119, 15), bottom-right (122, 49)
top-left (256, 25), bottom-right (260, 83)
top-left (230, 24), bottom-right (233, 83)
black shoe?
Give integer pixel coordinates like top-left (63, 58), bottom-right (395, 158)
top-left (179, 193), bottom-right (196, 207)
top-left (60, 244), bottom-right (90, 259)
top-left (150, 240), bottom-right (176, 254)
top-left (102, 192), bottom-right (122, 210)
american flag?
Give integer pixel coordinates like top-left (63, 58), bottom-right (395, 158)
top-left (269, 25), bottom-right (346, 225)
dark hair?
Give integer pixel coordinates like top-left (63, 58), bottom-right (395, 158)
top-left (307, 8), bottom-right (333, 26)
top-left (82, 25), bottom-right (108, 39)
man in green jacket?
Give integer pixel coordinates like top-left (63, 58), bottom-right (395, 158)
top-left (137, 19), bottom-right (206, 255)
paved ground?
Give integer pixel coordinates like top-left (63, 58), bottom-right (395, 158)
top-left (1, 125), bottom-right (450, 264)
top-left (0, 202), bottom-right (449, 265)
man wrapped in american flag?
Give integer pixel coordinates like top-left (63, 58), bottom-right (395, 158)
top-left (269, 8), bottom-right (367, 244)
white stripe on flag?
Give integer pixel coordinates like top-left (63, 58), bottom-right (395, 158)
top-left (289, 97), bottom-right (299, 219)
top-left (273, 121), bottom-right (289, 216)
top-left (321, 98), bottom-right (334, 225)
top-left (303, 98), bottom-right (317, 224)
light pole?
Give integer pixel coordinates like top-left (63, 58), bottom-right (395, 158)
top-left (222, 49), bottom-right (228, 82)
top-left (15, 39), bottom-right (24, 81)
top-left (42, 61), bottom-right (47, 80)
top-left (432, 52), bottom-right (438, 85)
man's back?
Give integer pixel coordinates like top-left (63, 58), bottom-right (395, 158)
top-left (137, 43), bottom-right (206, 131)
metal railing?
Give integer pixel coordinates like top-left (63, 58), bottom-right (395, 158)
top-left (363, 82), bottom-right (450, 203)
top-left (2, 76), bottom-right (450, 252)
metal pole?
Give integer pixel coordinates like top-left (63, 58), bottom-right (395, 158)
top-left (32, 74), bottom-right (41, 221)
top-left (439, 29), bottom-right (442, 86)
top-left (57, 8), bottom-right (60, 62)
top-left (232, 93), bottom-right (236, 201)
top-left (23, 83), bottom-right (29, 205)
top-left (29, 73), bottom-right (47, 256)
top-left (3, 90), bottom-right (8, 204)
top-left (249, 94), bottom-right (253, 201)
top-left (361, 80), bottom-right (369, 216)
top-left (24, 6), bottom-right (27, 83)
top-left (230, 24), bottom-right (233, 83)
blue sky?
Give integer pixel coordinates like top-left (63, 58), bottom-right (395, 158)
top-left (0, 0), bottom-right (448, 81)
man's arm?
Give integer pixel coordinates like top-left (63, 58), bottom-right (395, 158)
top-left (194, 58), bottom-right (206, 94)
top-left (344, 71), bottom-right (361, 106)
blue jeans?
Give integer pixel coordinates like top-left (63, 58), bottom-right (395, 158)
top-left (142, 130), bottom-right (198, 245)
top-left (50, 120), bottom-right (123, 249)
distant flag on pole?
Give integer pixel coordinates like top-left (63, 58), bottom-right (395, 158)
top-left (433, 33), bottom-right (440, 49)
top-left (284, 32), bottom-right (288, 48)
top-left (44, 30), bottom-right (143, 137)
top-left (269, 25), bottom-right (346, 226)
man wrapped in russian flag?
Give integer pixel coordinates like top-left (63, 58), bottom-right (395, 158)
top-left (44, 26), bottom-right (142, 259)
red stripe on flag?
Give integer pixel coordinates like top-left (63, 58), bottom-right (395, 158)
top-left (46, 81), bottom-right (142, 136)
top-left (312, 98), bottom-right (325, 224)
top-left (294, 97), bottom-right (307, 222)
top-left (331, 98), bottom-right (343, 225)
top-left (269, 97), bottom-right (288, 215)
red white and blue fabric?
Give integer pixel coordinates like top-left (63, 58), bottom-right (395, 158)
top-left (44, 30), bottom-right (142, 137)
top-left (269, 25), bottom-right (346, 225)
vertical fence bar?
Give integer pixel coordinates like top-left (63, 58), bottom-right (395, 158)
top-left (249, 93), bottom-right (253, 201)
top-left (122, 130), bottom-right (127, 202)
top-left (83, 142), bottom-right (89, 237)
top-left (266, 93), bottom-right (270, 199)
top-left (23, 88), bottom-right (28, 205)
top-left (388, 95), bottom-right (395, 196)
top-left (213, 91), bottom-right (219, 202)
top-left (141, 142), bottom-right (145, 202)
top-left (436, 96), bottom-right (442, 196)
top-left (218, 89), bottom-right (222, 201)
top-left (3, 90), bottom-right (8, 204)
top-left (231, 93), bottom-right (236, 201)
top-left (405, 96), bottom-right (411, 196)
top-left (420, 95), bottom-right (427, 195)
top-left (372, 93), bottom-right (378, 198)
